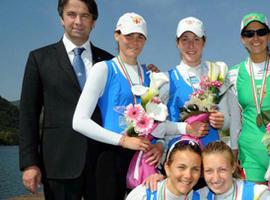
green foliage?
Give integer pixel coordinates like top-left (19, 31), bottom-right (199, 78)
top-left (0, 96), bottom-right (19, 145)
top-left (0, 130), bottom-right (19, 145)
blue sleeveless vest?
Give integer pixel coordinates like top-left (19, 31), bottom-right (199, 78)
top-left (206, 181), bottom-right (255, 200)
top-left (146, 188), bottom-right (200, 200)
top-left (167, 68), bottom-right (219, 146)
top-left (98, 59), bottom-right (150, 134)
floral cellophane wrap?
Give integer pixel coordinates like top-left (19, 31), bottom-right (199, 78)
top-left (124, 72), bottom-right (169, 189)
top-left (180, 61), bottom-right (228, 124)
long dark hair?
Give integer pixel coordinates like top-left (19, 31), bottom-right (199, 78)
top-left (166, 139), bottom-right (202, 166)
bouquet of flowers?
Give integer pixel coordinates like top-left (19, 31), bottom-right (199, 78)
top-left (180, 61), bottom-right (228, 124)
top-left (119, 72), bottom-right (169, 189)
top-left (124, 98), bottom-right (167, 137)
top-left (122, 72), bottom-right (169, 137)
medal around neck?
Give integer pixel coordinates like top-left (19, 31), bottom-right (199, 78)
top-left (256, 114), bottom-right (263, 127)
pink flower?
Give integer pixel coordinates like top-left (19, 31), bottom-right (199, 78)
top-left (134, 114), bottom-right (154, 136)
top-left (200, 77), bottom-right (210, 89)
top-left (125, 104), bottom-right (144, 123)
top-left (266, 123), bottom-right (270, 134)
top-left (192, 90), bottom-right (204, 97)
top-left (151, 96), bottom-right (161, 104)
top-left (210, 80), bottom-right (222, 88)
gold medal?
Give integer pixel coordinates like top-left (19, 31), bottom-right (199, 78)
top-left (256, 114), bottom-right (263, 127)
top-left (249, 57), bottom-right (270, 128)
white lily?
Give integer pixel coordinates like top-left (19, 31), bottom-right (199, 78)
top-left (131, 85), bottom-right (158, 107)
top-left (216, 61), bottom-right (228, 83)
top-left (145, 101), bottom-right (168, 122)
top-left (131, 85), bottom-right (149, 96)
top-left (141, 88), bottom-right (158, 107)
top-left (149, 72), bottom-right (169, 90)
top-left (131, 72), bottom-right (169, 107)
top-left (206, 61), bottom-right (220, 81)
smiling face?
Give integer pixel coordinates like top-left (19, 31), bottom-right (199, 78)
top-left (203, 152), bottom-right (235, 194)
top-left (61, 0), bottom-right (95, 46)
top-left (241, 21), bottom-right (270, 61)
top-left (115, 32), bottom-right (146, 65)
top-left (177, 31), bottom-right (205, 67)
top-left (165, 149), bottom-right (201, 196)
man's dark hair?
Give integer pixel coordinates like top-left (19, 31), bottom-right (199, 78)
top-left (58, 0), bottom-right (98, 20)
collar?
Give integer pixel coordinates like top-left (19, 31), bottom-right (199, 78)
top-left (62, 34), bottom-right (91, 54)
top-left (176, 60), bottom-right (208, 81)
top-left (214, 181), bottom-right (234, 200)
top-left (183, 60), bottom-right (201, 70)
top-left (177, 60), bottom-right (202, 73)
top-left (245, 57), bottom-right (270, 79)
top-left (163, 179), bottom-right (192, 200)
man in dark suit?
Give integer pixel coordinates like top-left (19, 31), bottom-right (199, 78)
top-left (19, 0), bottom-right (113, 199)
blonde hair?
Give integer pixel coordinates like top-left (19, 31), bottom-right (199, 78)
top-left (202, 141), bottom-right (240, 178)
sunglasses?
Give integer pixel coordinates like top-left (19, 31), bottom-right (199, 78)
top-left (241, 28), bottom-right (269, 38)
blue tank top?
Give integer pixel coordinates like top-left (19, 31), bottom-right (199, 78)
top-left (167, 68), bottom-right (219, 146)
top-left (206, 181), bottom-right (255, 200)
top-left (98, 59), bottom-right (150, 134)
top-left (146, 188), bottom-right (200, 200)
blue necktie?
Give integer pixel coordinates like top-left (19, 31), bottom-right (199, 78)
top-left (73, 48), bottom-right (86, 89)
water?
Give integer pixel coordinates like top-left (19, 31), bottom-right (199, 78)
top-left (0, 146), bottom-right (29, 199)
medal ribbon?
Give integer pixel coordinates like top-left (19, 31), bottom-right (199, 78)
top-left (182, 63), bottom-right (204, 92)
top-left (161, 180), bottom-right (188, 200)
top-left (249, 56), bottom-right (269, 116)
top-left (117, 56), bottom-right (143, 104)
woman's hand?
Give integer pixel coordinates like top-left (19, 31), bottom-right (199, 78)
top-left (209, 110), bottom-right (224, 129)
top-left (186, 121), bottom-right (209, 137)
top-left (143, 173), bottom-right (165, 192)
top-left (144, 143), bottom-right (163, 166)
top-left (119, 135), bottom-right (150, 151)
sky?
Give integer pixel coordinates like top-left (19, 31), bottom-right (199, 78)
top-left (1, 0), bottom-right (270, 101)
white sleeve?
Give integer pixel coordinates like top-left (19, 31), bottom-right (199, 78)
top-left (228, 86), bottom-right (242, 150)
top-left (218, 84), bottom-right (230, 131)
top-left (151, 120), bottom-right (187, 138)
top-left (72, 61), bottom-right (122, 145)
top-left (126, 184), bottom-right (147, 200)
top-left (254, 184), bottom-right (270, 200)
top-left (166, 121), bottom-right (187, 135)
top-left (158, 72), bottom-right (169, 104)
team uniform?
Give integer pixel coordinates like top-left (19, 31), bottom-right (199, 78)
top-left (167, 61), bottom-right (219, 146)
top-left (227, 58), bottom-right (270, 182)
top-left (126, 179), bottom-right (200, 200)
top-left (197, 179), bottom-right (270, 200)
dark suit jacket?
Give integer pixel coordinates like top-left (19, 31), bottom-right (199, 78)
top-left (19, 40), bottom-right (113, 179)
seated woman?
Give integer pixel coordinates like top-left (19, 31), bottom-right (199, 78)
top-left (198, 141), bottom-right (270, 199)
top-left (126, 137), bottom-right (202, 200)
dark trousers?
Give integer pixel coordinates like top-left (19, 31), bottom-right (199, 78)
top-left (96, 145), bottom-right (134, 200)
top-left (43, 140), bottom-right (100, 200)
